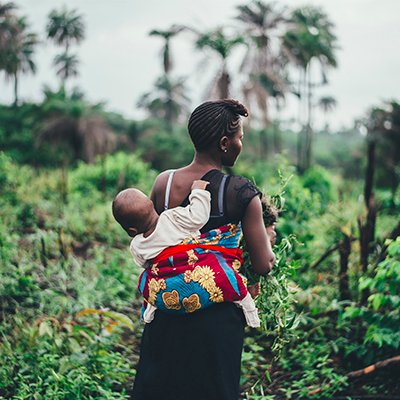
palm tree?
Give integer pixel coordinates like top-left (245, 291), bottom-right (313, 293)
top-left (138, 75), bottom-right (190, 130)
top-left (0, 2), bottom-right (18, 84)
top-left (318, 95), bottom-right (337, 130)
top-left (195, 28), bottom-right (244, 99)
top-left (46, 7), bottom-right (84, 53)
top-left (2, 16), bottom-right (38, 105)
top-left (0, 1), bottom-right (17, 49)
top-left (53, 51), bottom-right (79, 83)
top-left (235, 1), bottom-right (289, 132)
top-left (149, 24), bottom-right (185, 76)
top-left (0, 1), bottom-right (15, 16)
top-left (258, 69), bottom-right (287, 153)
top-left (46, 7), bottom-right (84, 86)
top-left (283, 6), bottom-right (338, 171)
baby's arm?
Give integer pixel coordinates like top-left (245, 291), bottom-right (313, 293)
top-left (171, 180), bottom-right (210, 231)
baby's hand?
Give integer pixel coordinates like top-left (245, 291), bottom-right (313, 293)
top-left (248, 282), bottom-right (261, 299)
top-left (266, 224), bottom-right (277, 246)
top-left (191, 180), bottom-right (209, 191)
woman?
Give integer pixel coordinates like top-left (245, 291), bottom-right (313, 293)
top-left (132, 99), bottom-right (275, 400)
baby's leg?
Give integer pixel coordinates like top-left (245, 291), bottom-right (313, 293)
top-left (235, 292), bottom-right (260, 328)
top-left (143, 303), bottom-right (158, 323)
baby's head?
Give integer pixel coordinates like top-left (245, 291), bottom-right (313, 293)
top-left (262, 200), bottom-right (279, 227)
top-left (112, 188), bottom-right (157, 237)
top-left (261, 197), bottom-right (280, 246)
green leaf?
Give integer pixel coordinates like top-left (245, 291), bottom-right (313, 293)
top-left (38, 321), bottom-right (53, 337)
top-left (102, 311), bottom-right (134, 331)
top-left (265, 369), bottom-right (272, 383)
top-left (372, 294), bottom-right (384, 311)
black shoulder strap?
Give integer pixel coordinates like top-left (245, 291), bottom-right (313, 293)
top-left (217, 174), bottom-right (228, 216)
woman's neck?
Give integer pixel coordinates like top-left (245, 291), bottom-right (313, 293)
top-left (190, 151), bottom-right (222, 171)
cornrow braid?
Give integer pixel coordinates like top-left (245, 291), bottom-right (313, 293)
top-left (188, 99), bottom-right (248, 151)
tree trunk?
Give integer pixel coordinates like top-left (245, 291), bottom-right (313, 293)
top-left (255, 85), bottom-right (269, 158)
top-left (304, 65), bottom-right (313, 171)
top-left (13, 72), bottom-right (19, 106)
top-left (359, 134), bottom-right (377, 304)
top-left (364, 137), bottom-right (376, 207)
top-left (297, 128), bottom-right (304, 173)
top-left (272, 119), bottom-right (282, 154)
top-left (339, 233), bottom-right (351, 301)
top-left (217, 68), bottom-right (230, 99)
top-left (296, 70), bottom-right (305, 173)
top-left (165, 97), bottom-right (173, 132)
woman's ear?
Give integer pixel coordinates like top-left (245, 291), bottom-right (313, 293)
top-left (219, 136), bottom-right (229, 152)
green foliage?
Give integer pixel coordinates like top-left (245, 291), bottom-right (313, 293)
top-left (0, 153), bottom-right (143, 398)
top-left (0, 1), bottom-right (398, 397)
top-left (1, 146), bottom-right (399, 398)
top-left (0, 104), bottom-right (62, 165)
top-left (70, 151), bottom-right (156, 197)
top-left (341, 238), bottom-right (400, 353)
top-left (256, 236), bottom-right (301, 355)
top-left (138, 127), bottom-right (194, 171)
top-left (278, 336), bottom-right (348, 399)
top-left (0, 312), bottom-right (134, 399)
top-left (241, 175), bottom-right (301, 356)
top-left (301, 165), bottom-right (334, 209)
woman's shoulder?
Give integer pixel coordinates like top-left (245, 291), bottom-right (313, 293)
top-left (226, 174), bottom-right (262, 208)
top-left (150, 169), bottom-right (176, 211)
top-left (227, 174), bottom-right (260, 192)
top-left (152, 169), bottom-right (174, 188)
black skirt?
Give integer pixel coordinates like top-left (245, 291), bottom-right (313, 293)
top-left (131, 302), bottom-right (246, 400)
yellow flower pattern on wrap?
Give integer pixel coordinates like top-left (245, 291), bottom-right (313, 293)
top-left (232, 259), bottom-right (241, 271)
top-left (182, 294), bottom-right (201, 313)
top-left (187, 249), bottom-right (198, 265)
top-left (185, 265), bottom-right (224, 303)
top-left (138, 223), bottom-right (248, 316)
top-left (148, 278), bottom-right (166, 305)
top-left (162, 290), bottom-right (181, 310)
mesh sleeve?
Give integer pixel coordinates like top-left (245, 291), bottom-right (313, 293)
top-left (225, 175), bottom-right (262, 220)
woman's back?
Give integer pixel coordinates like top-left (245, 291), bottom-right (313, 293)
top-left (153, 168), bottom-right (261, 231)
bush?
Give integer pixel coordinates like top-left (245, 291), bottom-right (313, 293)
top-left (301, 166), bottom-right (335, 209)
top-left (70, 151), bottom-right (157, 197)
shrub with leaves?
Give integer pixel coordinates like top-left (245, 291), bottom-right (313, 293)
top-left (241, 178), bottom-right (301, 357)
top-left (70, 151), bottom-right (157, 197)
top-left (341, 237), bottom-right (400, 352)
top-left (0, 310), bottom-right (135, 399)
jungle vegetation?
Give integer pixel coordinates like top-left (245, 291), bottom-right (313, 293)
top-left (0, 1), bottom-right (399, 399)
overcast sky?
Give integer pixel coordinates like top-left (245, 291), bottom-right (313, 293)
top-left (2, 0), bottom-right (399, 130)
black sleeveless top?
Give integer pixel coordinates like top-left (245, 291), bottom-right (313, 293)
top-left (179, 169), bottom-right (261, 231)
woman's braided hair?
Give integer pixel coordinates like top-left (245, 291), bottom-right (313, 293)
top-left (188, 99), bottom-right (248, 151)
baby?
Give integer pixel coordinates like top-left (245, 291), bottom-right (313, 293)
top-left (241, 198), bottom-right (279, 294)
top-left (112, 180), bottom-right (260, 327)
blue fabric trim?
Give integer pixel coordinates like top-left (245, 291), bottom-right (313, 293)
top-left (139, 270), bottom-right (148, 294)
top-left (214, 252), bottom-right (241, 296)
